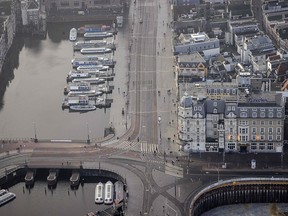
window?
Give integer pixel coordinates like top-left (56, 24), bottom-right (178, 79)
top-left (60, 1), bottom-right (69, 6)
top-left (213, 108), bottom-right (217, 113)
top-left (198, 106), bottom-right (202, 111)
top-left (277, 112), bottom-right (282, 118)
top-left (240, 135), bottom-right (248, 141)
top-left (260, 135), bottom-right (265, 140)
top-left (252, 112), bottom-right (257, 118)
top-left (260, 121), bottom-right (264, 125)
top-left (230, 128), bottom-right (233, 133)
top-left (252, 127), bottom-right (256, 133)
top-left (277, 135), bottom-right (281, 141)
top-left (267, 143), bottom-right (274, 150)
top-left (252, 135), bottom-right (256, 141)
top-left (194, 106), bottom-right (197, 111)
top-left (260, 112), bottom-right (265, 118)
top-left (213, 124), bottom-right (217, 129)
top-left (268, 112), bottom-right (273, 118)
top-left (197, 128), bottom-right (199, 133)
top-left (240, 128), bottom-right (248, 134)
top-left (251, 143), bottom-right (257, 150)
top-left (259, 143), bottom-right (265, 150)
top-left (260, 128), bottom-right (264, 134)
top-left (269, 121), bottom-right (273, 125)
top-left (187, 128), bottom-right (190, 132)
top-left (268, 128), bottom-right (273, 134)
top-left (277, 127), bottom-right (281, 133)
top-left (213, 102), bottom-right (217, 106)
top-left (252, 121), bottom-right (256, 125)
top-left (278, 120), bottom-right (281, 125)
top-left (268, 135), bottom-right (273, 141)
top-left (187, 120), bottom-right (190, 124)
top-left (240, 112), bottom-right (247, 117)
top-left (196, 120), bottom-right (199, 125)
top-left (228, 106), bottom-right (231, 111)
top-left (228, 143), bottom-right (235, 150)
top-left (187, 135), bottom-right (190, 140)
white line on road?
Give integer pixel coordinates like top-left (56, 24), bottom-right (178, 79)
top-left (167, 202), bottom-right (178, 216)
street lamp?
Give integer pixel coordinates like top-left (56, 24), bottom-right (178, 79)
top-left (33, 122), bottom-right (38, 143)
top-left (86, 122), bottom-right (90, 144)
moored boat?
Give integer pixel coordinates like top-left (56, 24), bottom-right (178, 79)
top-left (47, 170), bottom-right (58, 186)
top-left (104, 181), bottom-right (114, 205)
top-left (67, 89), bottom-right (98, 97)
top-left (0, 189), bottom-right (8, 197)
top-left (0, 192), bottom-right (16, 206)
top-left (69, 28), bottom-right (77, 41)
top-left (62, 95), bottom-right (90, 109)
top-left (77, 65), bottom-right (109, 71)
top-left (66, 72), bottom-right (91, 82)
top-left (69, 104), bottom-right (96, 112)
top-left (95, 182), bottom-right (104, 204)
top-left (70, 171), bottom-right (80, 187)
top-left (73, 41), bottom-right (115, 51)
top-left (64, 82), bottom-right (91, 94)
top-left (72, 77), bottom-right (105, 85)
top-left (80, 47), bottom-right (112, 54)
top-left (84, 32), bottom-right (113, 39)
top-left (25, 171), bottom-right (35, 187)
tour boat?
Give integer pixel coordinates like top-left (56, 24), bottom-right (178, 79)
top-left (69, 104), bottom-right (96, 112)
top-left (80, 47), bottom-right (112, 54)
top-left (0, 192), bottom-right (16, 206)
top-left (77, 65), bottom-right (109, 71)
top-left (95, 182), bottom-right (104, 204)
top-left (84, 32), bottom-right (113, 39)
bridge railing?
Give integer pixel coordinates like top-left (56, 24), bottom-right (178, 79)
top-left (190, 177), bottom-right (288, 215)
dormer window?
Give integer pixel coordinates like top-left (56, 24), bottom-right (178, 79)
top-left (213, 108), bottom-right (217, 113)
top-left (213, 102), bottom-right (217, 107)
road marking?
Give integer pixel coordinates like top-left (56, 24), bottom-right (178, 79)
top-left (51, 140), bottom-right (72, 142)
top-left (166, 202), bottom-right (178, 216)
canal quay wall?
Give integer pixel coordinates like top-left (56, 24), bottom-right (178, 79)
top-left (190, 178), bottom-right (288, 216)
top-left (0, 165), bottom-right (125, 188)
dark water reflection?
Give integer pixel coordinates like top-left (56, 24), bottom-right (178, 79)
top-left (0, 36), bottom-right (24, 110)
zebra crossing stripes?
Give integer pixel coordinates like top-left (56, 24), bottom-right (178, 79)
top-left (113, 141), bottom-right (139, 150)
top-left (140, 142), bottom-right (158, 153)
top-left (112, 141), bottom-right (159, 153)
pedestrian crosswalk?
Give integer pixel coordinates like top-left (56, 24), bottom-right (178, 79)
top-left (140, 142), bottom-right (158, 153)
top-left (165, 163), bottom-right (183, 178)
top-left (112, 140), bottom-right (159, 154)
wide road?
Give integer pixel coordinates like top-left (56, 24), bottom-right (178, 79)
top-left (130, 0), bottom-right (158, 145)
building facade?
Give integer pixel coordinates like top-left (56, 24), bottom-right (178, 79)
top-left (179, 90), bottom-right (285, 153)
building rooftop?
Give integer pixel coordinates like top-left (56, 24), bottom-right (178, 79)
top-left (177, 52), bottom-right (206, 63)
top-left (178, 32), bottom-right (213, 44)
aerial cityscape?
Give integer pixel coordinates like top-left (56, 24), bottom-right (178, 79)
top-left (0, 0), bottom-right (288, 215)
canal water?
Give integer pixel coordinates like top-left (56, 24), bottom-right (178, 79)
top-left (0, 175), bottom-right (116, 216)
top-left (0, 20), bottom-right (129, 141)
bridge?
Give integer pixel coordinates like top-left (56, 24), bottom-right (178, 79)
top-left (190, 177), bottom-right (288, 216)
